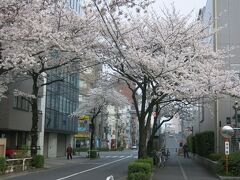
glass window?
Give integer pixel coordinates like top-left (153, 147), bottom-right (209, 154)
top-left (13, 96), bottom-right (17, 108)
top-left (46, 95), bottom-right (50, 108)
top-left (13, 96), bottom-right (29, 111)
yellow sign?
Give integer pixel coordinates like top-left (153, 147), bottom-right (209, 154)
top-left (80, 115), bottom-right (90, 121)
top-left (75, 132), bottom-right (90, 138)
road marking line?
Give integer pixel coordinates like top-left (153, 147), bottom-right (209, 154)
top-left (106, 175), bottom-right (114, 180)
top-left (177, 157), bottom-right (188, 180)
top-left (79, 163), bottom-right (102, 165)
top-left (120, 156), bottom-right (124, 158)
top-left (56, 156), bottom-right (131, 180)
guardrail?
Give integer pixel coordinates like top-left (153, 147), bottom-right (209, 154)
top-left (5, 157), bottom-right (32, 173)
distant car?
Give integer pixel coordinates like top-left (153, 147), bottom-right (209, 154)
top-left (131, 145), bottom-right (137, 150)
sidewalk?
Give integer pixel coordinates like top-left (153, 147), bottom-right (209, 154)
top-left (44, 152), bottom-right (89, 169)
top-left (1, 153), bottom-right (90, 179)
top-left (153, 153), bottom-right (219, 180)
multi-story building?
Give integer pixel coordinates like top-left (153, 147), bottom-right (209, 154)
top-left (0, 79), bottom-right (43, 153)
top-left (197, 0), bottom-right (240, 153)
top-left (0, 0), bottom-right (86, 158)
top-left (43, 0), bottom-right (86, 158)
top-left (43, 70), bottom-right (79, 157)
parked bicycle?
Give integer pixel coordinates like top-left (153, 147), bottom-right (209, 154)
top-left (155, 148), bottom-right (169, 168)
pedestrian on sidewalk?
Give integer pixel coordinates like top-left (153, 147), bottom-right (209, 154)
top-left (66, 144), bottom-right (73, 160)
top-left (183, 143), bottom-right (189, 158)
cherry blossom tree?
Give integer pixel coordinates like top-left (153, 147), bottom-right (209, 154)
top-left (86, 2), bottom-right (240, 158)
top-left (0, 0), bottom-right (28, 99)
top-left (0, 0), bottom-right (98, 156)
top-left (73, 80), bottom-right (129, 152)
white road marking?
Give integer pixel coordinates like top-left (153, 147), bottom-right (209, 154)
top-left (174, 134), bottom-right (188, 180)
top-left (106, 175), bottom-right (114, 180)
top-left (177, 157), bottom-right (188, 180)
top-left (56, 156), bottom-right (131, 180)
top-left (79, 163), bottom-right (102, 165)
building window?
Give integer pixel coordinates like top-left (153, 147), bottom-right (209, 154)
top-left (13, 96), bottom-right (30, 111)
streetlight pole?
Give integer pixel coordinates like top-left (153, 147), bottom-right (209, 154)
top-left (233, 101), bottom-right (239, 128)
top-left (232, 101), bottom-right (240, 151)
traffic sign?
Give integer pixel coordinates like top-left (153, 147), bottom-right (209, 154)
top-left (225, 141), bottom-right (229, 155)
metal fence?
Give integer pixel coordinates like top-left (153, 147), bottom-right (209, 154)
top-left (5, 158), bottom-right (32, 174)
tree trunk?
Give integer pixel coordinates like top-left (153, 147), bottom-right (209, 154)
top-left (147, 135), bottom-right (154, 156)
top-left (90, 117), bottom-right (95, 151)
top-left (147, 117), bottom-right (157, 156)
top-left (138, 117), bottom-right (147, 158)
top-left (31, 76), bottom-right (39, 157)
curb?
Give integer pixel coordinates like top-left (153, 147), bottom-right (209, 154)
top-left (217, 175), bottom-right (240, 180)
top-left (1, 156), bottom-right (89, 179)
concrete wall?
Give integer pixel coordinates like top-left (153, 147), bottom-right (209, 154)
top-left (0, 78), bottom-right (43, 131)
top-left (44, 133), bottom-right (74, 158)
top-left (199, 0), bottom-right (240, 153)
top-left (57, 134), bottom-right (66, 157)
top-left (47, 133), bottom-right (57, 158)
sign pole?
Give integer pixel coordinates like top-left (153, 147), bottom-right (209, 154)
top-left (225, 154), bottom-right (228, 174)
top-left (224, 138), bottom-right (229, 174)
top-left (221, 126), bottom-right (234, 175)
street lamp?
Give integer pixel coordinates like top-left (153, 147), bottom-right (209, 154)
top-left (232, 101), bottom-right (240, 152)
top-left (233, 101), bottom-right (240, 127)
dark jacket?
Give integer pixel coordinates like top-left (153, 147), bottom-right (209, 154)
top-left (66, 146), bottom-right (73, 154)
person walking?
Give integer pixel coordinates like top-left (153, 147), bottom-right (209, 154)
top-left (183, 143), bottom-right (189, 158)
top-left (66, 144), bottom-right (73, 160)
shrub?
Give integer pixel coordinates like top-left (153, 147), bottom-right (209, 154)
top-left (187, 135), bottom-right (195, 153)
top-left (128, 172), bottom-right (150, 180)
top-left (135, 158), bottom-right (153, 171)
top-left (32, 155), bottom-right (44, 168)
top-left (97, 147), bottom-right (109, 151)
top-left (74, 147), bottom-right (89, 152)
top-left (88, 150), bottom-right (99, 159)
top-left (195, 131), bottom-right (214, 157)
top-left (208, 153), bottom-right (224, 161)
top-left (128, 162), bottom-right (151, 176)
top-left (0, 156), bottom-right (6, 174)
top-left (110, 148), bottom-right (117, 151)
top-left (117, 147), bottom-right (124, 151)
top-left (217, 152), bottom-right (240, 176)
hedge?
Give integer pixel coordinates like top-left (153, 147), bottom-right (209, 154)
top-left (217, 152), bottom-right (240, 176)
top-left (208, 153), bottom-right (224, 162)
top-left (187, 135), bottom-right (195, 153)
top-left (74, 147), bottom-right (89, 152)
top-left (32, 155), bottom-right (44, 168)
top-left (134, 158), bottom-right (153, 171)
top-left (128, 162), bottom-right (151, 177)
top-left (0, 156), bottom-right (6, 174)
top-left (187, 131), bottom-right (214, 157)
top-left (128, 172), bottom-right (150, 180)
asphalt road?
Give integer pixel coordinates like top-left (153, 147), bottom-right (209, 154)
top-left (4, 150), bottom-right (138, 180)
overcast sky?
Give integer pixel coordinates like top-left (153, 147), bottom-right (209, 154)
top-left (153, 0), bottom-right (207, 19)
